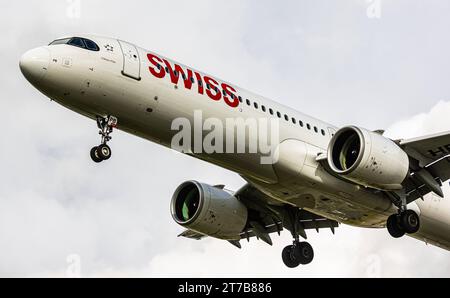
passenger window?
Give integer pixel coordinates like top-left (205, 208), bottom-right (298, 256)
top-left (321, 129), bottom-right (326, 136)
top-left (238, 96), bottom-right (243, 103)
top-left (299, 121), bottom-right (304, 127)
top-left (314, 126), bottom-right (318, 133)
top-left (262, 105), bottom-right (266, 112)
top-left (246, 99), bottom-right (251, 106)
top-left (190, 77), bottom-right (195, 83)
top-left (292, 118), bottom-right (296, 124)
top-left (269, 108), bottom-right (274, 115)
top-left (68, 38), bottom-right (85, 49)
top-left (254, 102), bottom-right (258, 109)
top-left (307, 124), bottom-right (311, 130)
top-left (284, 114), bottom-right (289, 121)
top-left (277, 111), bottom-right (281, 118)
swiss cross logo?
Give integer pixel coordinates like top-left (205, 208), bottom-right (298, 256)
top-left (104, 44), bottom-right (114, 52)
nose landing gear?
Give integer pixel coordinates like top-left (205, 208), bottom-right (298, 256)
top-left (90, 115), bottom-right (117, 163)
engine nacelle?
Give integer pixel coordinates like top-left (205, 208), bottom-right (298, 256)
top-left (170, 181), bottom-right (248, 240)
top-left (327, 126), bottom-right (409, 190)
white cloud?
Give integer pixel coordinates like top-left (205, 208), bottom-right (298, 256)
top-left (385, 100), bottom-right (450, 140)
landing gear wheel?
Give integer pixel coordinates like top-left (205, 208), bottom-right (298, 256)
top-left (90, 115), bottom-right (117, 163)
top-left (96, 144), bottom-right (112, 160)
top-left (386, 214), bottom-right (405, 238)
top-left (282, 245), bottom-right (300, 268)
top-left (400, 210), bottom-right (420, 234)
top-left (90, 146), bottom-right (102, 163)
top-left (295, 242), bottom-right (314, 265)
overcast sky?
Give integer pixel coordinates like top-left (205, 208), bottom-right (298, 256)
top-left (1, 0), bottom-right (450, 277)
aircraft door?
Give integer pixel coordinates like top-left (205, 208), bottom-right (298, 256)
top-left (118, 40), bottom-right (141, 80)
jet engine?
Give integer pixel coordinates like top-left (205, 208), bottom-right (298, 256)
top-left (170, 181), bottom-right (248, 240)
top-left (327, 126), bottom-right (410, 190)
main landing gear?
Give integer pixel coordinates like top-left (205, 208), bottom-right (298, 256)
top-left (386, 191), bottom-right (420, 238)
top-left (90, 115), bottom-right (117, 163)
top-left (281, 207), bottom-right (314, 268)
top-left (282, 240), bottom-right (314, 268)
top-left (386, 210), bottom-right (420, 238)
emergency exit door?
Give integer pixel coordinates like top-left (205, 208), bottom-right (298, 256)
top-left (118, 40), bottom-right (141, 80)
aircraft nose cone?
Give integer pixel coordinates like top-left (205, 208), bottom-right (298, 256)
top-left (19, 47), bottom-right (50, 84)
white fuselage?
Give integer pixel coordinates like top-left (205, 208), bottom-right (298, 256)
top-left (20, 35), bottom-right (450, 251)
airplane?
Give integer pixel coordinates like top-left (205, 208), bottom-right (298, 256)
top-left (20, 34), bottom-right (450, 268)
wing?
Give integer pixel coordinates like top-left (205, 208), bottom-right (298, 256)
top-left (398, 131), bottom-right (450, 202)
top-left (178, 183), bottom-right (339, 248)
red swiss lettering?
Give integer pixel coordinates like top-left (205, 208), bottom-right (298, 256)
top-left (147, 53), bottom-right (165, 78)
top-left (147, 53), bottom-right (239, 108)
top-left (163, 60), bottom-right (194, 90)
top-left (221, 83), bottom-right (239, 108)
top-left (204, 76), bottom-right (221, 101)
top-left (194, 72), bottom-right (204, 95)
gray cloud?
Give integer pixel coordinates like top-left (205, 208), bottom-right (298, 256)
top-left (0, 0), bottom-right (449, 277)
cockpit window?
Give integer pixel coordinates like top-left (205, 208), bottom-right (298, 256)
top-left (48, 37), bottom-right (100, 51)
top-left (83, 39), bottom-right (99, 51)
top-left (49, 38), bottom-right (71, 45)
top-left (68, 37), bottom-right (85, 49)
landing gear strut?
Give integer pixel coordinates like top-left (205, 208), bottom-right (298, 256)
top-left (281, 207), bottom-right (314, 268)
top-left (90, 115), bottom-right (117, 163)
top-left (386, 192), bottom-right (420, 238)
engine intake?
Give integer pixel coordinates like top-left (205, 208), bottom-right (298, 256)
top-left (327, 126), bottom-right (409, 190)
top-left (171, 181), bottom-right (248, 240)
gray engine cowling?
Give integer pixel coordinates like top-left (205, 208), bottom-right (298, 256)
top-left (170, 181), bottom-right (248, 240)
top-left (327, 126), bottom-right (410, 190)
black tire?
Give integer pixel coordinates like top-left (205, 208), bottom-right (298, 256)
top-left (386, 214), bottom-right (405, 238)
top-left (96, 144), bottom-right (112, 160)
top-left (282, 245), bottom-right (300, 268)
top-left (294, 242), bottom-right (314, 265)
top-left (90, 146), bottom-right (102, 163)
top-left (400, 210), bottom-right (420, 234)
